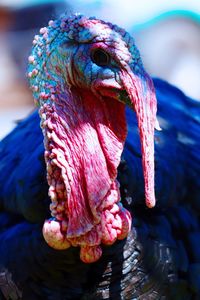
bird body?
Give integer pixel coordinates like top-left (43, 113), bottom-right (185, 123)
top-left (0, 14), bottom-right (199, 299)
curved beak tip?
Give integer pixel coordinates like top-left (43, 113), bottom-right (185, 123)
top-left (155, 118), bottom-right (162, 131)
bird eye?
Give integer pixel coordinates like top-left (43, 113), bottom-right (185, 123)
top-left (91, 49), bottom-right (111, 66)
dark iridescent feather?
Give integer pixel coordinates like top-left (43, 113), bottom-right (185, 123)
top-left (0, 79), bottom-right (199, 299)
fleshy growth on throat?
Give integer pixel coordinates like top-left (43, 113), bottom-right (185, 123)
top-left (40, 88), bottom-right (131, 263)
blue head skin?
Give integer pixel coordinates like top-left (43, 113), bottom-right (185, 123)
top-left (28, 14), bottom-right (144, 104)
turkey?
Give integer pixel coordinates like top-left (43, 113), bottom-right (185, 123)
top-left (0, 13), bottom-right (200, 300)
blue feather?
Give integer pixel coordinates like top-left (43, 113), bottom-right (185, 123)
top-left (0, 78), bottom-right (199, 299)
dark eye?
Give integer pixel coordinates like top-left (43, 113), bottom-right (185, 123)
top-left (91, 49), bottom-right (111, 66)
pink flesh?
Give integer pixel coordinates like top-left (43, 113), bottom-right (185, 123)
top-left (41, 68), bottom-right (157, 262)
top-left (120, 69), bottom-right (157, 208)
top-left (41, 88), bottom-right (132, 262)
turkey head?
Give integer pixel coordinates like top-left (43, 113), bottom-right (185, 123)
top-left (28, 14), bottom-right (158, 263)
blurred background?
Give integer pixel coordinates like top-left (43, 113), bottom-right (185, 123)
top-left (0, 0), bottom-right (200, 139)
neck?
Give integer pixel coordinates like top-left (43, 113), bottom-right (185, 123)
top-left (40, 87), bottom-right (132, 262)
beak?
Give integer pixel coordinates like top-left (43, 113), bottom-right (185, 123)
top-left (119, 67), bottom-right (160, 208)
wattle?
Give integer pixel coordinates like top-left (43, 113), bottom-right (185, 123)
top-left (41, 89), bottom-right (132, 262)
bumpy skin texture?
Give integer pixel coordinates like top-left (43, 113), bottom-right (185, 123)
top-left (0, 14), bottom-right (200, 300)
top-left (0, 79), bottom-right (200, 299)
top-left (27, 14), bottom-right (158, 262)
